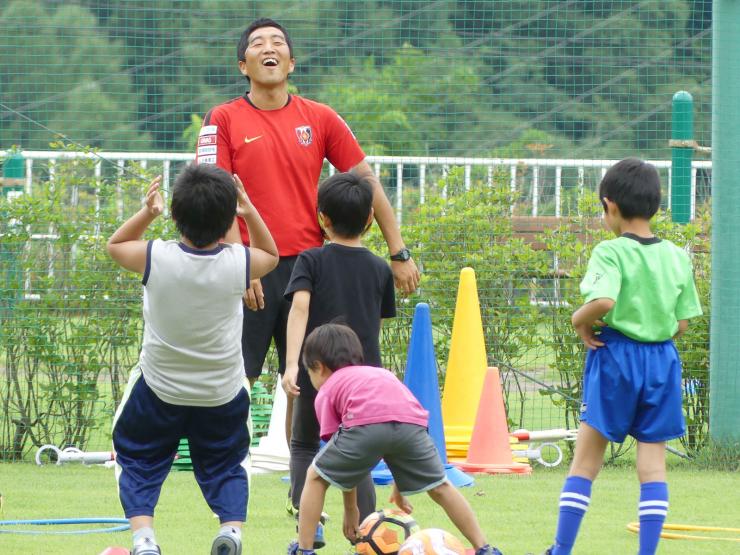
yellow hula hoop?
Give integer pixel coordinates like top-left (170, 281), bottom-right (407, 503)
top-left (627, 522), bottom-right (740, 542)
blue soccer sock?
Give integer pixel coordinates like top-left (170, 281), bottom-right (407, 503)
top-left (638, 481), bottom-right (668, 555)
top-left (552, 476), bottom-right (592, 555)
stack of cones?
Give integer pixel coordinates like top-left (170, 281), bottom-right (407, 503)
top-left (454, 367), bottom-right (531, 474)
top-left (442, 268), bottom-right (489, 460)
top-left (172, 438), bottom-right (192, 471)
top-left (249, 380), bottom-right (273, 446)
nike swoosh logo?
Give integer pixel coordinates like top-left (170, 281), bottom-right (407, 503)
top-left (244, 135), bottom-right (263, 144)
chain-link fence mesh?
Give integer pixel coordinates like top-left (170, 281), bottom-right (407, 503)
top-left (1, 1), bottom-right (713, 458)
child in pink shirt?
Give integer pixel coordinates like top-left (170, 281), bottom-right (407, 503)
top-left (288, 323), bottom-right (502, 555)
top-left (314, 364), bottom-right (429, 441)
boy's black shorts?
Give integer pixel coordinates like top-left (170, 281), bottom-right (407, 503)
top-left (313, 422), bottom-right (447, 496)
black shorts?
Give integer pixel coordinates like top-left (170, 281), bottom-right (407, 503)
top-left (313, 423), bottom-right (446, 496)
top-left (242, 256), bottom-right (296, 379)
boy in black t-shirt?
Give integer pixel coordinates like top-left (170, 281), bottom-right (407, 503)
top-left (282, 172), bottom-right (396, 549)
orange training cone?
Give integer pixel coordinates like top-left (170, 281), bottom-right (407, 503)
top-left (454, 367), bottom-right (531, 474)
top-left (441, 267), bottom-right (488, 458)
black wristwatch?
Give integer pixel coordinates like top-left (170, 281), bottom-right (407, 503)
top-left (390, 248), bottom-right (411, 262)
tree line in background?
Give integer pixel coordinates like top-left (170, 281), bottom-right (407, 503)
top-left (0, 0), bottom-right (711, 160)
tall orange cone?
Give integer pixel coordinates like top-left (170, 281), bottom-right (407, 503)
top-left (442, 268), bottom-right (488, 458)
top-left (454, 367), bottom-right (532, 474)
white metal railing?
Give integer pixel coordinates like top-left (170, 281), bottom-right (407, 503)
top-left (1, 151), bottom-right (713, 305)
top-left (1, 151), bottom-right (712, 223)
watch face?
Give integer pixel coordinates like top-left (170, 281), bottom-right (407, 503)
top-left (392, 248), bottom-right (410, 261)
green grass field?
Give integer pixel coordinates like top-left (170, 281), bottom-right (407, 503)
top-left (0, 463), bottom-right (737, 554)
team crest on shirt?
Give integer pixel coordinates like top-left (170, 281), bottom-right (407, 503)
top-left (295, 125), bottom-right (313, 146)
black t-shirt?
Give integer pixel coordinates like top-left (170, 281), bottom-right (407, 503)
top-left (284, 243), bottom-right (396, 387)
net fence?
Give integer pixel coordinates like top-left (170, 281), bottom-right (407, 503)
top-left (0, 0), bottom-right (713, 458)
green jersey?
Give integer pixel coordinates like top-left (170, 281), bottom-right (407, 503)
top-left (580, 233), bottom-right (702, 342)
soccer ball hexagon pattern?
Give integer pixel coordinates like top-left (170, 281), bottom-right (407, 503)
top-left (355, 508), bottom-right (421, 555)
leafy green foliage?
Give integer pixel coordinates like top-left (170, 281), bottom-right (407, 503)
top-left (538, 191), bottom-right (611, 433)
top-left (0, 149), bottom-right (172, 459)
top-left (368, 167), bottom-right (552, 426)
top-left (366, 168), bottom-right (711, 446)
top-left (690, 438), bottom-right (740, 472)
top-left (652, 206), bottom-right (710, 453)
top-left (0, 153), bottom-right (713, 459)
top-left (538, 194), bottom-right (711, 454)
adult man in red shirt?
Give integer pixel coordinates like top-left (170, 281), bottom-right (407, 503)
top-left (197, 18), bottom-right (419, 391)
top-left (197, 19), bottom-right (418, 539)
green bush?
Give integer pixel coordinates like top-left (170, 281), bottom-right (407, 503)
top-left (0, 153), bottom-right (713, 459)
top-left (0, 150), bottom-right (168, 459)
top-left (537, 191), bottom-right (612, 433)
top-left (369, 168), bottom-right (711, 451)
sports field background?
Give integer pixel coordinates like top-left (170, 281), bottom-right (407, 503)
top-left (0, 463), bottom-right (737, 554)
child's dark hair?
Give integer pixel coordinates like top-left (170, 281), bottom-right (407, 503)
top-left (237, 18), bottom-right (294, 61)
top-left (171, 163), bottom-right (236, 248)
top-left (318, 172), bottom-right (373, 238)
top-left (302, 323), bottom-right (364, 371)
top-left (599, 158), bottom-right (661, 220)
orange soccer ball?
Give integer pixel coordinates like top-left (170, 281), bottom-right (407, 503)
top-left (355, 508), bottom-right (421, 555)
top-left (398, 528), bottom-right (466, 555)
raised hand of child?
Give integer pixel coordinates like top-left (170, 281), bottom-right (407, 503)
top-left (233, 174), bottom-right (254, 218)
top-left (145, 175), bottom-right (164, 216)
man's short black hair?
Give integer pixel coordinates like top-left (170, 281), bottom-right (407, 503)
top-left (318, 172), bottom-right (373, 238)
top-left (302, 323), bottom-right (365, 372)
top-left (237, 18), bottom-right (294, 61)
top-left (171, 163), bottom-right (236, 248)
top-left (599, 158), bottom-right (661, 220)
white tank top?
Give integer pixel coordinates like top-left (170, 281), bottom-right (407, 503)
top-left (138, 239), bottom-right (248, 406)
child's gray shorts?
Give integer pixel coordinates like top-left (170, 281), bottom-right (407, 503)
top-left (312, 422), bottom-right (447, 496)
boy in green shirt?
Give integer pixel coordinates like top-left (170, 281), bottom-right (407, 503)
top-left (543, 158), bottom-right (702, 555)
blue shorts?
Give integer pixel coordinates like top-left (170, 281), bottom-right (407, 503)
top-left (112, 369), bottom-right (251, 522)
top-left (580, 327), bottom-right (685, 443)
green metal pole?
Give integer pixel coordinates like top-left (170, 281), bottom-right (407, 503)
top-left (710, 0), bottom-right (740, 442)
top-left (2, 153), bottom-right (23, 178)
top-left (670, 91), bottom-right (693, 224)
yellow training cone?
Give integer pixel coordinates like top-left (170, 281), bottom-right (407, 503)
top-left (441, 267), bottom-right (488, 458)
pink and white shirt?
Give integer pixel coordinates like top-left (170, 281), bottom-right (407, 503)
top-left (314, 365), bottom-right (429, 441)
